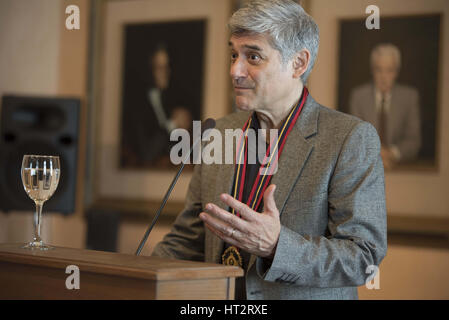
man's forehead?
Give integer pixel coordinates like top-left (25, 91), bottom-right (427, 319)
top-left (373, 54), bottom-right (397, 67)
top-left (228, 34), bottom-right (271, 50)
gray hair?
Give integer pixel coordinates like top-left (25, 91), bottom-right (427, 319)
top-left (229, 0), bottom-right (319, 83)
top-left (370, 43), bottom-right (401, 71)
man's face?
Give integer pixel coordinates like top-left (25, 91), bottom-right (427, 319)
top-left (151, 50), bottom-right (170, 90)
top-left (229, 34), bottom-right (297, 113)
top-left (371, 54), bottom-right (398, 94)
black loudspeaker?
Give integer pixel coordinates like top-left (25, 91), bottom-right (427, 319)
top-left (0, 95), bottom-right (80, 215)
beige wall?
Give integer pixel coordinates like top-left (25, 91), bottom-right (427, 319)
top-left (0, 0), bottom-right (89, 248)
top-left (51, 0), bottom-right (90, 248)
top-left (0, 0), bottom-right (61, 95)
top-left (0, 0), bottom-right (62, 244)
top-left (0, 0), bottom-right (448, 299)
top-left (358, 244), bottom-right (449, 299)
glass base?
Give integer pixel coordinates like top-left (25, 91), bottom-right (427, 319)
top-left (22, 240), bottom-right (54, 251)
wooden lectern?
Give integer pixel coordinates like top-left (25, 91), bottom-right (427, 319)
top-left (0, 243), bottom-right (243, 300)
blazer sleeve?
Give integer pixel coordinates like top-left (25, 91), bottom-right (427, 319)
top-left (151, 163), bottom-right (205, 261)
top-left (256, 121), bottom-right (388, 287)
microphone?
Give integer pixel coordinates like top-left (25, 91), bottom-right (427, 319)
top-left (135, 118), bottom-right (216, 255)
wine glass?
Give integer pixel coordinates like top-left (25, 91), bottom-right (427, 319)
top-left (21, 155), bottom-right (60, 250)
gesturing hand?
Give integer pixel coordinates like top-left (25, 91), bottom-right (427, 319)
top-left (199, 184), bottom-right (280, 258)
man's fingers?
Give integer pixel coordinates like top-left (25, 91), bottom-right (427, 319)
top-left (203, 221), bottom-right (243, 249)
top-left (199, 211), bottom-right (232, 234)
top-left (219, 194), bottom-right (256, 221)
top-left (263, 184), bottom-right (278, 215)
top-left (203, 203), bottom-right (249, 230)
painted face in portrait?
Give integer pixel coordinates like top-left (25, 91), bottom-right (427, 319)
top-left (151, 49), bottom-right (171, 90)
top-left (371, 54), bottom-right (399, 94)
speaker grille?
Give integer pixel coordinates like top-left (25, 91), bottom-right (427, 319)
top-left (0, 95), bottom-right (80, 214)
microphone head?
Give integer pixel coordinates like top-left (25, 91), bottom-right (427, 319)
top-left (201, 118), bottom-right (216, 135)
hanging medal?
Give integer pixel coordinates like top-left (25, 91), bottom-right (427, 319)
top-left (222, 87), bottom-right (309, 268)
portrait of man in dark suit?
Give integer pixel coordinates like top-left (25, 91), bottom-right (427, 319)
top-left (120, 21), bottom-right (205, 169)
top-left (349, 44), bottom-right (421, 170)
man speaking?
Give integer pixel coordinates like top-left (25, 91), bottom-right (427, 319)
top-left (152, 0), bottom-right (387, 300)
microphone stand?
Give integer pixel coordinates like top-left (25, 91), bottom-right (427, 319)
top-left (135, 161), bottom-right (186, 256)
top-left (135, 119), bottom-right (215, 256)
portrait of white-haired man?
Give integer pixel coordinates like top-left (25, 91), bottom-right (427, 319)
top-left (349, 43), bottom-right (421, 170)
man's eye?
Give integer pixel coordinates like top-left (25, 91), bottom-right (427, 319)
top-left (249, 54), bottom-right (261, 62)
top-left (231, 53), bottom-right (238, 60)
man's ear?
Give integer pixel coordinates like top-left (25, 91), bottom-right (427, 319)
top-left (292, 49), bottom-right (310, 79)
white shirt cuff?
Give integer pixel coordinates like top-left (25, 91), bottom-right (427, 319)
top-left (166, 119), bottom-right (176, 133)
top-left (390, 145), bottom-right (401, 161)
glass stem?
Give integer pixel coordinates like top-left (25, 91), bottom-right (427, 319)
top-left (33, 201), bottom-right (44, 243)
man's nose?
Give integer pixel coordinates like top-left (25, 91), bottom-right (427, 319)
top-left (230, 58), bottom-right (248, 80)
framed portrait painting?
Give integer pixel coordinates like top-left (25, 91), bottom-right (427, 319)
top-left (337, 14), bottom-right (441, 170)
top-left (308, 0), bottom-right (449, 234)
top-left (91, 0), bottom-right (231, 214)
top-left (120, 20), bottom-right (205, 170)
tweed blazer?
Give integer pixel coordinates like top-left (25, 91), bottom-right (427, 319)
top-left (152, 94), bottom-right (388, 300)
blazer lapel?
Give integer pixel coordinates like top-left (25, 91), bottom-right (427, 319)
top-left (272, 94), bottom-right (319, 214)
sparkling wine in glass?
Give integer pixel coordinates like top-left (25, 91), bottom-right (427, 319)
top-left (21, 155), bottom-right (60, 250)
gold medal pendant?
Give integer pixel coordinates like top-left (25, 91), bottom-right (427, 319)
top-left (222, 245), bottom-right (243, 267)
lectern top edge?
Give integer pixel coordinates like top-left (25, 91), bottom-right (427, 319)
top-left (0, 243), bottom-right (243, 281)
